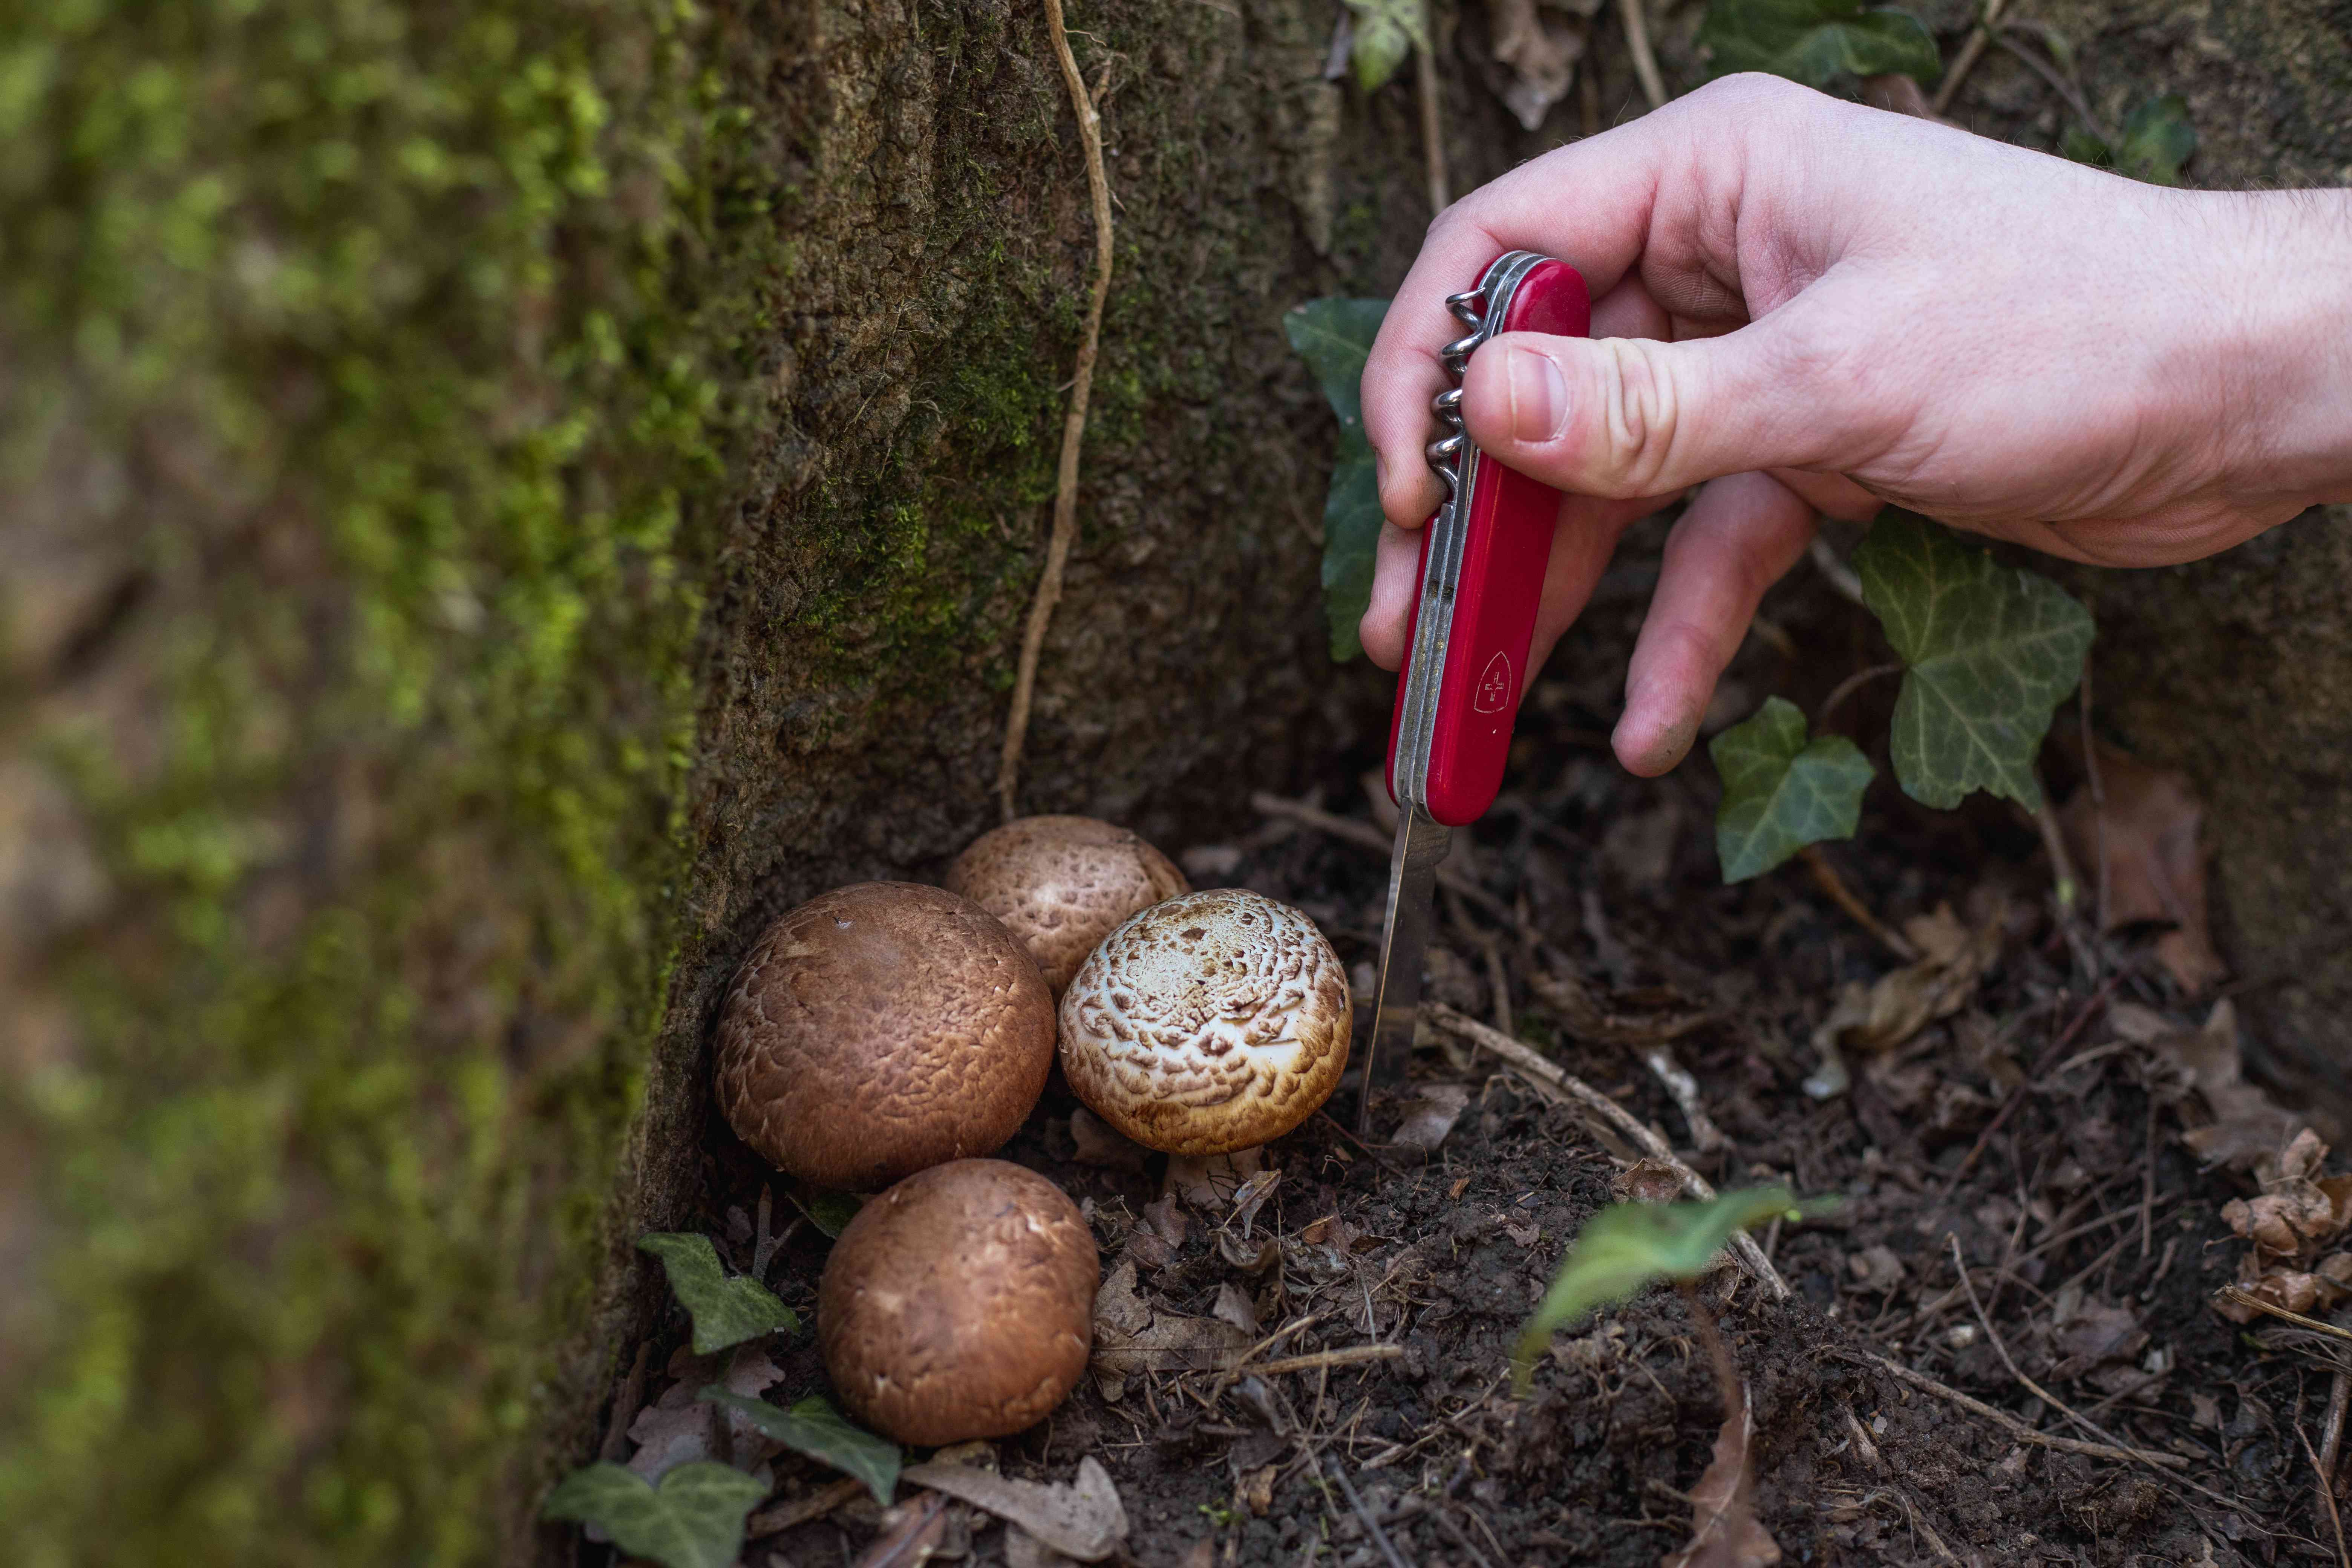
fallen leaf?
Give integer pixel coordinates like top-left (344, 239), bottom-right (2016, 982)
top-left (1847, 1245), bottom-right (1903, 1293)
top-left (1092, 1260), bottom-right (1253, 1393)
top-left (2161, 1001), bottom-right (2305, 1168)
top-left (1211, 1282), bottom-right (1260, 1335)
top-left (1611, 1159), bottom-right (1685, 1205)
top-left (1392, 1083), bottom-right (1472, 1157)
top-left (1485, 0), bottom-right (1587, 129)
top-left (2050, 1298), bottom-right (2148, 1380)
top-left (1663, 1383), bottom-right (1781, 1568)
top-left (2060, 747), bottom-right (2225, 994)
top-left (853, 1492), bottom-right (951, 1568)
top-left (900, 1458), bottom-right (1129, 1562)
top-left (1239, 1462), bottom-right (1279, 1517)
top-left (628, 1344), bottom-right (786, 1483)
top-left (1006, 1525), bottom-right (1082, 1568)
top-left (1808, 901), bottom-right (2003, 1093)
top-left (1166, 1148), bottom-right (1263, 1211)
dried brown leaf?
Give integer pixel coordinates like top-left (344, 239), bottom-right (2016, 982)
top-left (1613, 1159), bottom-right (1686, 1205)
top-left (1090, 1260), bottom-right (1253, 1389)
top-left (2060, 748), bottom-right (2225, 994)
top-left (1663, 1383), bottom-right (1781, 1568)
top-left (1487, 0), bottom-right (1586, 129)
top-left (899, 1458), bottom-right (1128, 1562)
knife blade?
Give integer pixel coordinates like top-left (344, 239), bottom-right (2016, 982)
top-left (1357, 251), bottom-right (1591, 1134)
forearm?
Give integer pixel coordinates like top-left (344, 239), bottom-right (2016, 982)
top-left (2213, 188), bottom-right (2352, 514)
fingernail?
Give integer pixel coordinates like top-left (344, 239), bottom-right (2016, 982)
top-left (1506, 346), bottom-right (1567, 442)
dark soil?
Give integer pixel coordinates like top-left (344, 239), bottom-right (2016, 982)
top-left (592, 589), bottom-right (2342, 1568)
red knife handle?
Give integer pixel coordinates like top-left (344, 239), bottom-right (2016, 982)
top-left (1385, 255), bottom-right (1591, 827)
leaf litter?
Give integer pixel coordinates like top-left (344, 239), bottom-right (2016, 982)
top-left (584, 605), bottom-right (2335, 1567)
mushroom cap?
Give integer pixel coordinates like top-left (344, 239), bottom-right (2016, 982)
top-left (818, 1159), bottom-right (1098, 1446)
top-left (1058, 888), bottom-right (1350, 1155)
top-left (943, 815), bottom-right (1190, 995)
top-left (714, 882), bottom-right (1054, 1191)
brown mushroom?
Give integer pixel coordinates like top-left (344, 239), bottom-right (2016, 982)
top-left (819, 1158), bottom-right (1098, 1446)
top-left (714, 882), bottom-right (1054, 1191)
top-left (1058, 888), bottom-right (1350, 1155)
top-left (943, 815), bottom-right (1189, 995)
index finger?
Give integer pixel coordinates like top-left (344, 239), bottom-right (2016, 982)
top-left (1360, 79), bottom-right (1771, 530)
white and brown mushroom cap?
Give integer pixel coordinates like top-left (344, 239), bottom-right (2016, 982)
top-left (1058, 888), bottom-right (1350, 1155)
top-left (713, 882), bottom-right (1054, 1192)
top-left (818, 1159), bottom-right (1098, 1446)
top-left (943, 815), bottom-right (1189, 995)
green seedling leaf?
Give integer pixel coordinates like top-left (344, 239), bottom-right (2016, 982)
top-left (543, 1461), bottom-right (767, 1568)
top-left (1710, 697), bottom-right (1874, 882)
top-left (1512, 1188), bottom-right (1807, 1393)
top-left (1342, 0), bottom-right (1429, 91)
top-left (637, 1232), bottom-right (798, 1355)
top-left (2064, 95), bottom-right (2196, 184)
top-left (701, 1390), bottom-right (901, 1505)
top-left (1284, 297), bottom-right (1390, 661)
top-left (1853, 511), bottom-right (2094, 811)
top-left (1697, 0), bottom-right (1941, 87)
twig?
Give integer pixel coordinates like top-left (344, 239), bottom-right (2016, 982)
top-left (1251, 792), bottom-right (1514, 924)
top-left (1942, 974), bottom-right (2119, 1194)
top-left (1816, 662), bottom-right (1903, 727)
top-left (2306, 1421), bottom-right (2352, 1568)
top-left (1414, 27), bottom-right (1449, 214)
top-left (1326, 1456), bottom-right (1415, 1568)
top-left (1945, 1233), bottom-right (2187, 1468)
top-left (1641, 1045), bottom-right (1727, 1153)
top-left (749, 1475), bottom-right (871, 1537)
top-left (1808, 536), bottom-right (1866, 606)
top-left (1994, 29), bottom-right (2114, 145)
top-left (1617, 0), bottom-right (1667, 109)
top-left (998, 0), bottom-right (1116, 821)
top-left (1836, 1349), bottom-right (2183, 1468)
top-left (1250, 1344), bottom-right (1407, 1379)
top-left (2324, 1370), bottom-right (2352, 1509)
top-left (1929, 0), bottom-right (2012, 114)
top-left (1799, 845), bottom-right (1919, 962)
top-left (2219, 1287), bottom-right (2352, 1343)
top-left (1427, 1004), bottom-right (1790, 1300)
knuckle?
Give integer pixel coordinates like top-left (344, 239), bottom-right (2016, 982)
top-left (1584, 339), bottom-right (1683, 495)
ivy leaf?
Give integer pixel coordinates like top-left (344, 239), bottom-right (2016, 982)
top-left (701, 1391), bottom-right (901, 1505)
top-left (1284, 298), bottom-right (1390, 661)
top-left (543, 1461), bottom-right (768, 1568)
top-left (1342, 0), bottom-right (1428, 91)
top-left (1513, 1189), bottom-right (1809, 1392)
top-left (1697, 0), bottom-right (1942, 87)
top-left (1853, 511), bottom-right (2094, 811)
top-left (788, 1190), bottom-right (864, 1239)
top-left (637, 1232), bottom-right (799, 1355)
top-left (2063, 95), bottom-right (2196, 184)
top-left (1710, 697), bottom-right (1874, 882)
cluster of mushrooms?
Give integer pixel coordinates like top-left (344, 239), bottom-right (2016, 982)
top-left (711, 816), bottom-right (1354, 1446)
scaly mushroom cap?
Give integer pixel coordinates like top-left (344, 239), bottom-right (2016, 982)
top-left (714, 883), bottom-right (1054, 1191)
top-left (943, 815), bottom-right (1190, 995)
top-left (819, 1159), bottom-right (1098, 1446)
top-left (1058, 888), bottom-right (1350, 1155)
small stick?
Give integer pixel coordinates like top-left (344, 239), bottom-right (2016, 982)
top-left (1994, 30), bottom-right (2115, 145)
top-left (1943, 976), bottom-right (2119, 1194)
top-left (1427, 1004), bottom-right (1790, 1300)
top-left (1946, 1233), bottom-right (2185, 1468)
top-left (1325, 1456), bottom-right (1415, 1568)
top-left (1799, 845), bottom-right (1919, 962)
top-left (1834, 1349), bottom-right (2184, 1468)
top-left (1617, 0), bottom-right (1667, 108)
top-left (2080, 666), bottom-right (2111, 932)
top-left (1815, 662), bottom-right (1903, 727)
top-left (1251, 791), bottom-right (1514, 923)
top-left (748, 1475), bottom-right (871, 1538)
top-left (2305, 1422), bottom-right (2352, 1568)
top-left (1414, 30), bottom-right (1449, 215)
top-left (1249, 1344), bottom-right (1407, 1379)
top-left (1642, 1044), bottom-right (1727, 1153)
top-left (1929, 0), bottom-right (2012, 114)
top-left (999, 0), bottom-right (1116, 820)
top-left (2323, 1370), bottom-right (2352, 1508)
top-left (1808, 536), bottom-right (1867, 606)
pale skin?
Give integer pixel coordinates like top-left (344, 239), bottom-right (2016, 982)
top-left (1361, 74), bottom-right (2352, 777)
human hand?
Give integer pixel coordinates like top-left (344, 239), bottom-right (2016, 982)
top-left (1360, 74), bottom-right (2352, 776)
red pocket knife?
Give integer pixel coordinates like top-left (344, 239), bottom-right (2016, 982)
top-left (1359, 251), bottom-right (1591, 1131)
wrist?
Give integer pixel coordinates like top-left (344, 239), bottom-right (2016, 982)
top-left (2208, 189), bottom-right (2352, 514)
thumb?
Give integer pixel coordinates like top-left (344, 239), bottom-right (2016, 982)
top-left (1461, 314), bottom-right (1873, 498)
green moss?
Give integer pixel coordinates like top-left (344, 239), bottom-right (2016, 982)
top-left (0, 0), bottom-right (769, 1562)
